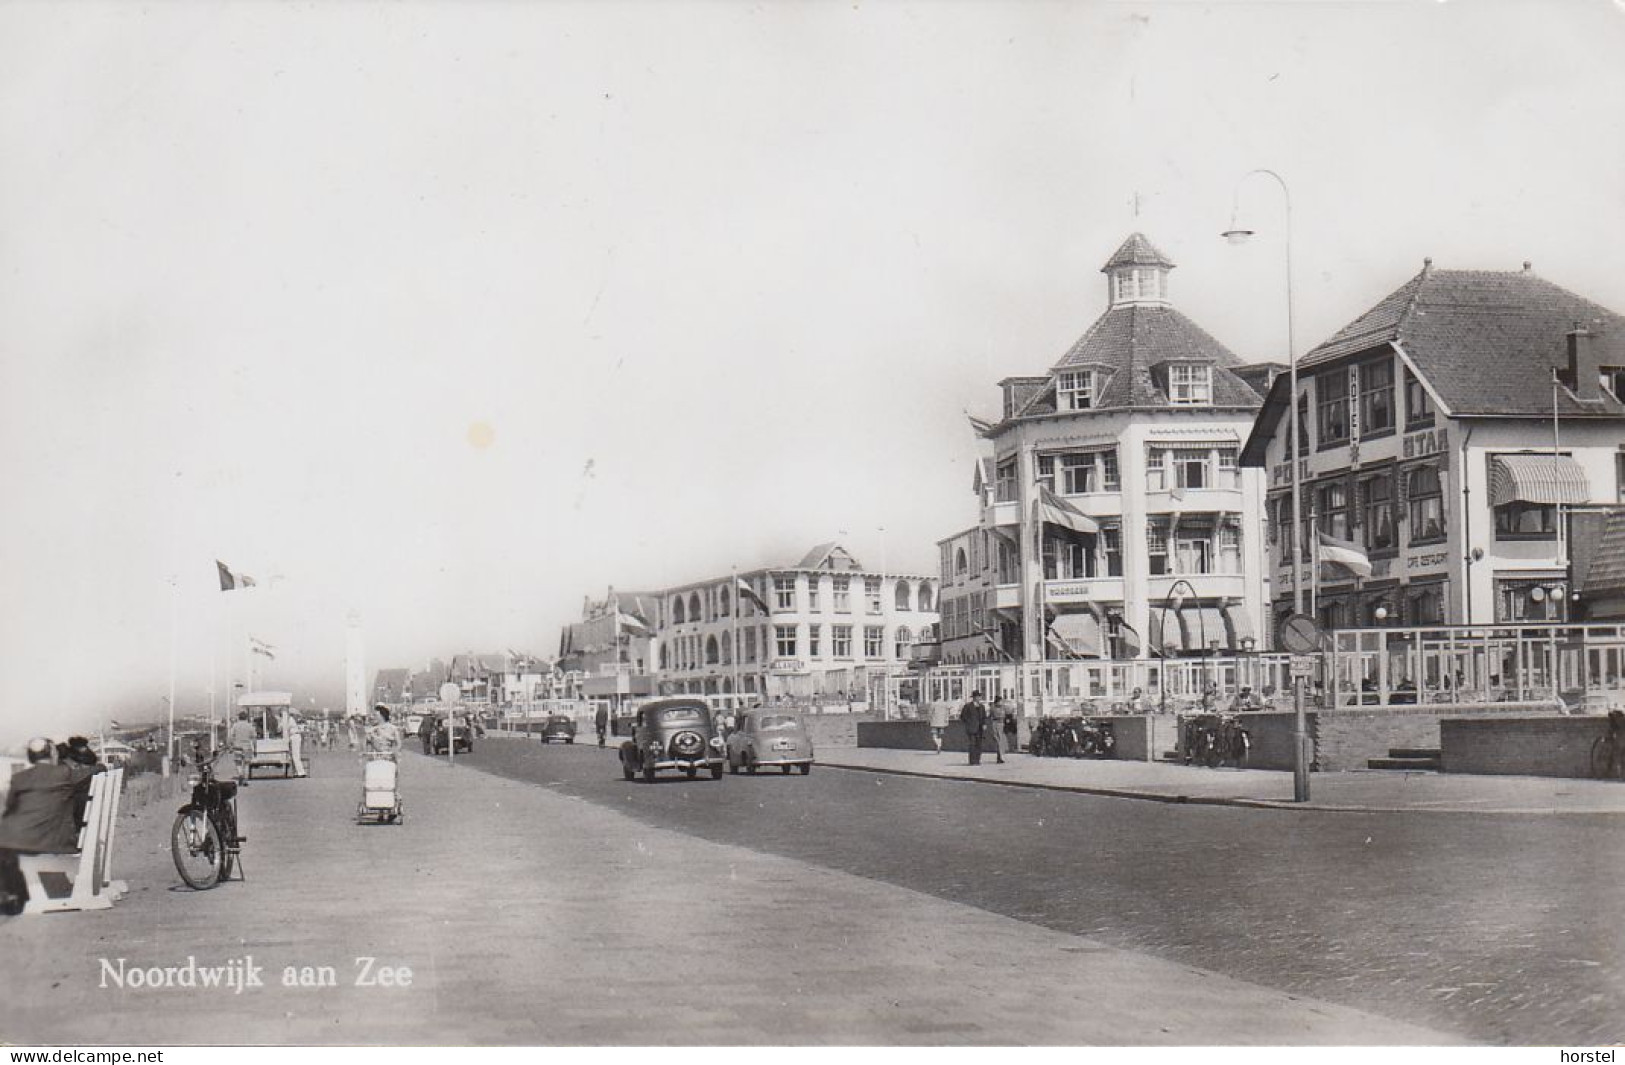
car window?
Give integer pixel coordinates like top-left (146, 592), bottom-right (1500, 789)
top-left (659, 707), bottom-right (704, 724)
top-left (757, 715), bottom-right (799, 731)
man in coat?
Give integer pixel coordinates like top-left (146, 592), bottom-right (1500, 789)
top-left (594, 704), bottom-right (609, 747)
top-left (0, 738), bottom-right (106, 913)
top-left (959, 692), bottom-right (989, 766)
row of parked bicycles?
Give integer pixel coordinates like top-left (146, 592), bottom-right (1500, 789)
top-left (1028, 716), bottom-right (1117, 758)
top-left (1180, 712), bottom-right (1252, 769)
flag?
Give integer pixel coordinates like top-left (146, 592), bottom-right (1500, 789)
top-left (617, 612), bottom-right (652, 636)
top-left (249, 636), bottom-right (275, 652)
top-left (735, 577), bottom-right (769, 615)
top-left (966, 411), bottom-right (995, 435)
top-left (107, 719), bottom-right (121, 730)
top-left (217, 560), bottom-right (257, 591)
top-left (1316, 530), bottom-right (1373, 579)
top-left (251, 646), bottom-right (276, 660)
top-left (1036, 485), bottom-right (1100, 535)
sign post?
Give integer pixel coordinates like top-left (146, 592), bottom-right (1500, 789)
top-left (1278, 614), bottom-right (1323, 803)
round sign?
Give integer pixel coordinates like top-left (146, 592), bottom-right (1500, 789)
top-left (1278, 613), bottom-right (1323, 655)
top-left (438, 682), bottom-right (461, 703)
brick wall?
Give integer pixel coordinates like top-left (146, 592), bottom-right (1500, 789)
top-left (804, 713), bottom-right (872, 748)
top-left (855, 720), bottom-right (936, 750)
top-left (1441, 716), bottom-right (1611, 778)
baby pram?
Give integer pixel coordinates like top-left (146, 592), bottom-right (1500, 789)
top-left (357, 754), bottom-right (403, 824)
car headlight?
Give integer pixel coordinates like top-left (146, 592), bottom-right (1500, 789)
top-left (708, 736), bottom-right (724, 748)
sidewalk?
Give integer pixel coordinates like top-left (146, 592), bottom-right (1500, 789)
top-left (818, 747), bottom-right (1625, 814)
top-left (0, 744), bottom-right (1463, 1045)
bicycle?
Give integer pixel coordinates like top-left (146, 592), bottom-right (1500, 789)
top-left (1590, 710), bottom-right (1625, 781)
top-left (172, 740), bottom-right (245, 889)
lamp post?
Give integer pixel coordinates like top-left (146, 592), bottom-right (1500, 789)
top-left (1157, 579), bottom-right (1207, 714)
top-left (1226, 168), bottom-right (1311, 801)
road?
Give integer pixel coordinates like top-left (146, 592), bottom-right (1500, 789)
top-left (463, 735), bottom-right (1625, 1045)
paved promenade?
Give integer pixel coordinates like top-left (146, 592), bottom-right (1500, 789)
top-left (1, 746), bottom-right (1463, 1046)
top-left (819, 747), bottom-right (1625, 815)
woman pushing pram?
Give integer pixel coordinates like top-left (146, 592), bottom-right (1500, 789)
top-left (357, 704), bottom-right (403, 824)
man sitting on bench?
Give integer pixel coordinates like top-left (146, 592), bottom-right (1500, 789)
top-left (0, 737), bottom-right (105, 915)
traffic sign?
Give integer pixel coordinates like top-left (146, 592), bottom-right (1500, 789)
top-left (1278, 613), bottom-right (1323, 655)
top-left (1289, 655), bottom-right (1316, 679)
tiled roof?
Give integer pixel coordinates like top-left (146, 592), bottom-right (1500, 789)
top-left (1101, 232), bottom-right (1174, 271)
top-left (1579, 510), bottom-right (1625, 599)
top-left (1301, 264), bottom-right (1625, 418)
top-left (1006, 304), bottom-right (1260, 416)
top-left (793, 543), bottom-right (862, 571)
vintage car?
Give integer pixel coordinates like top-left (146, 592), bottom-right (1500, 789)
top-left (424, 713), bottom-right (474, 755)
top-left (725, 710), bottom-right (814, 775)
top-left (539, 714), bottom-right (577, 744)
top-left (619, 699), bottom-right (725, 781)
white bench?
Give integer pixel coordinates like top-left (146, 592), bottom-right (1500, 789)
top-left (18, 766), bottom-right (129, 915)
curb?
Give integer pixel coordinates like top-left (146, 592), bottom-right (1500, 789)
top-left (817, 758), bottom-right (1623, 816)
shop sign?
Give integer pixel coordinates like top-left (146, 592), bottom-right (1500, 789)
top-left (1406, 550), bottom-right (1449, 572)
top-left (1403, 427), bottom-right (1448, 460)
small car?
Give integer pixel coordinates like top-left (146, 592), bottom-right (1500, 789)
top-left (539, 715), bottom-right (577, 744)
top-left (726, 710), bottom-right (814, 775)
top-left (619, 699), bottom-right (725, 782)
top-left (425, 714), bottom-right (474, 755)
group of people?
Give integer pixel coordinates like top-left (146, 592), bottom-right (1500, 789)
top-left (0, 736), bottom-right (106, 915)
top-left (927, 692), bottom-right (1019, 765)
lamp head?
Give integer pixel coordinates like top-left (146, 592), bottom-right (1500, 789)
top-left (1222, 227), bottom-right (1255, 246)
top-left (1169, 590), bottom-right (1186, 610)
top-left (1374, 605), bottom-right (1389, 622)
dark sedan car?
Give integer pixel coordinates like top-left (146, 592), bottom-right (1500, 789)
top-left (725, 710), bottom-right (814, 775)
top-left (539, 714), bottom-right (577, 744)
top-left (423, 713), bottom-right (474, 755)
top-left (619, 699), bottom-right (725, 782)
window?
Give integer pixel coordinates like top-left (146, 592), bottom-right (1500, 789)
top-left (894, 581), bottom-right (910, 610)
top-left (705, 636), bottom-right (719, 665)
top-left (1061, 453), bottom-right (1095, 494)
top-left (1317, 481), bottom-right (1349, 540)
top-left (774, 576), bottom-right (795, 611)
top-left (918, 582), bottom-right (934, 612)
top-left (1602, 367), bottom-right (1625, 401)
top-left (954, 549), bottom-right (968, 576)
top-left (1057, 371), bottom-right (1095, 411)
top-left (1175, 528), bottom-right (1213, 575)
top-left (1102, 523), bottom-right (1122, 577)
top-left (1101, 449), bottom-right (1119, 491)
top-left (1273, 495), bottom-right (1295, 562)
top-left (1216, 448), bottom-right (1238, 489)
top-left (832, 625), bottom-right (853, 658)
top-left (807, 577), bottom-right (821, 611)
top-left (1168, 363), bottom-right (1212, 405)
top-left (689, 592), bottom-right (702, 621)
top-left (1404, 369), bottom-right (1435, 427)
top-left (894, 626), bottom-right (913, 659)
top-left (1036, 454), bottom-right (1056, 494)
top-left (1317, 371), bottom-right (1349, 447)
top-left (1147, 519), bottom-right (1170, 576)
top-left (807, 624), bottom-right (822, 658)
top-left (1406, 465), bottom-right (1445, 542)
top-left (1494, 501), bottom-right (1558, 539)
top-left (1043, 534), bottom-right (1093, 580)
top-left (1295, 392), bottom-right (1311, 454)
top-left (865, 577), bottom-right (882, 614)
top-left (1498, 579), bottom-right (1563, 622)
top-left (673, 597), bottom-right (686, 624)
top-left (1360, 473), bottom-right (1395, 552)
top-left (774, 625), bottom-right (797, 659)
top-left (744, 627), bottom-right (756, 663)
top-left (995, 458), bottom-right (1018, 503)
top-left (1175, 449), bottom-right (1209, 490)
top-left (833, 576), bottom-right (850, 612)
top-left (1617, 451), bottom-right (1625, 503)
top-left (864, 626), bottom-right (885, 659)
top-left (939, 543), bottom-right (953, 580)
top-left (1358, 361), bottom-right (1395, 436)
top-left (718, 586), bottom-right (730, 616)
top-left (1219, 520), bottom-right (1242, 572)
top-left (1408, 583), bottom-right (1444, 625)
top-left (1114, 271), bottom-right (1136, 303)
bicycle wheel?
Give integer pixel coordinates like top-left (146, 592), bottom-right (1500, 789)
top-left (217, 810), bottom-right (237, 881)
top-left (1200, 731), bottom-right (1223, 769)
top-left (172, 810), bottom-right (224, 890)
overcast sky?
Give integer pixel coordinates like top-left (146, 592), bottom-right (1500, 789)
top-left (2, 1), bottom-right (1623, 748)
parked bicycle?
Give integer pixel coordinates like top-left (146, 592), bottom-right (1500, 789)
top-left (172, 739), bottom-right (245, 889)
top-left (1183, 712), bottom-right (1250, 769)
top-left (1029, 716), bottom-right (1115, 758)
top-left (1590, 709), bottom-right (1625, 781)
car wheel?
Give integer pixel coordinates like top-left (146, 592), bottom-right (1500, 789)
top-left (746, 757), bottom-right (758, 776)
top-left (781, 765), bottom-right (792, 775)
top-left (684, 766), bottom-right (697, 779)
top-left (798, 763), bottom-right (811, 775)
top-left (566, 738), bottom-right (574, 745)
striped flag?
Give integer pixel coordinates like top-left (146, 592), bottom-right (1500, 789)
top-left (1036, 485), bottom-right (1100, 535)
top-left (1316, 531), bottom-right (1373, 579)
top-left (735, 577), bottom-right (770, 615)
top-left (617, 612), bottom-right (653, 636)
top-left (216, 560), bottom-right (258, 591)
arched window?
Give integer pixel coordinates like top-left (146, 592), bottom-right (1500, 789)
top-left (688, 592), bottom-right (702, 622)
top-left (719, 586), bottom-right (731, 616)
top-left (895, 581), bottom-right (911, 610)
top-left (917, 582), bottom-right (935, 612)
top-left (659, 643), bottom-right (669, 670)
top-left (955, 548), bottom-right (968, 575)
top-left (919, 623), bottom-right (935, 643)
top-left (705, 635), bottom-right (719, 665)
top-left (894, 625), bottom-right (913, 659)
top-left (673, 597), bottom-right (686, 624)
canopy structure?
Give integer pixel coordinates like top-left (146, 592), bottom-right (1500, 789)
top-left (1047, 611), bottom-right (1103, 658)
top-left (1489, 454), bottom-right (1591, 507)
top-left (1150, 605), bottom-right (1228, 655)
top-left (236, 691), bottom-right (293, 709)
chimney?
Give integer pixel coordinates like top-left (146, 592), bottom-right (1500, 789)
top-left (1566, 328), bottom-right (1601, 401)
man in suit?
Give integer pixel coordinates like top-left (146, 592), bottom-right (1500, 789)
top-left (959, 692), bottom-right (989, 766)
top-left (0, 738), bottom-right (105, 914)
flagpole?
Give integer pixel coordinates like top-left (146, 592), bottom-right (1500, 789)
top-left (1310, 507), bottom-right (1320, 618)
top-left (731, 566), bottom-right (741, 707)
top-left (167, 575), bottom-right (178, 773)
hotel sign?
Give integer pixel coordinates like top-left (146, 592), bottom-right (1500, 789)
top-left (1407, 550), bottom-right (1449, 573)
top-left (1271, 458), bottom-right (1310, 488)
top-left (1047, 583), bottom-right (1092, 599)
top-left (1403, 427), bottom-right (1448, 460)
top-left (769, 658), bottom-right (806, 673)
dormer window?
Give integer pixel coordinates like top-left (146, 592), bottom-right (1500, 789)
top-left (1168, 363), bottom-right (1212, 406)
top-left (1057, 370), bottom-right (1095, 411)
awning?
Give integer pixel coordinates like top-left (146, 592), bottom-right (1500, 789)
top-left (1489, 454), bottom-right (1591, 507)
top-left (1047, 612), bottom-right (1102, 658)
top-left (1223, 603), bottom-right (1256, 647)
top-left (1149, 610), bottom-right (1185, 654)
top-left (1149, 606), bottom-right (1228, 655)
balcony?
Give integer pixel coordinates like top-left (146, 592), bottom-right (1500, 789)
top-left (984, 499), bottom-right (1021, 528)
top-left (1144, 573), bottom-right (1247, 602)
top-left (993, 584), bottom-right (1022, 611)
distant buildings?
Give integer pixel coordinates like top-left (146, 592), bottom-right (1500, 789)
top-left (1241, 261), bottom-right (1625, 629)
top-left (939, 234), bottom-right (1272, 668)
top-left (556, 589), bottom-right (661, 708)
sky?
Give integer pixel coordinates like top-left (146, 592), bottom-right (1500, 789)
top-left (2, 0), bottom-right (1623, 748)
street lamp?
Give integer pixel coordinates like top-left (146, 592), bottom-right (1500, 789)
top-left (1224, 169), bottom-right (1301, 617)
top-left (1158, 579), bottom-right (1208, 713)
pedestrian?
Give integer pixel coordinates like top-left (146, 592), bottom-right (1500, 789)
top-left (1126, 687), bottom-right (1146, 714)
top-left (282, 709), bottom-right (307, 778)
top-left (347, 716), bottom-right (363, 752)
top-left (987, 696), bottom-right (1009, 763)
top-left (998, 695), bottom-right (1018, 757)
top-left (593, 704), bottom-right (609, 747)
top-left (928, 700), bottom-right (949, 753)
top-left (227, 711), bottom-right (257, 787)
top-left (959, 691), bottom-right (988, 766)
